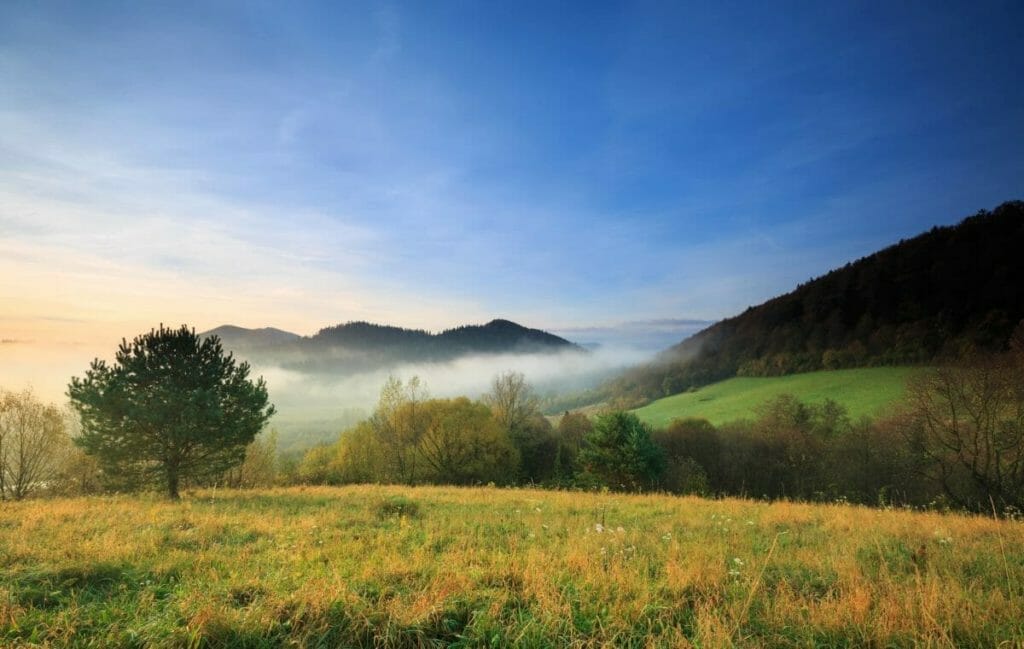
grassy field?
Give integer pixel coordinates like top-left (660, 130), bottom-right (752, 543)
top-left (2, 486), bottom-right (1022, 647)
top-left (632, 367), bottom-right (919, 429)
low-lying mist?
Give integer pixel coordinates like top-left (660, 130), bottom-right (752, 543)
top-left (2, 328), bottom-right (682, 453)
top-left (255, 344), bottom-right (655, 448)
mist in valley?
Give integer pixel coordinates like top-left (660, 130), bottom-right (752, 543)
top-left (254, 343), bottom-right (658, 449)
top-left (2, 319), bottom-right (709, 452)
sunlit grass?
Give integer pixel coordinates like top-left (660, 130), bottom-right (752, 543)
top-left (633, 367), bottom-right (918, 428)
top-left (2, 485), bottom-right (1022, 646)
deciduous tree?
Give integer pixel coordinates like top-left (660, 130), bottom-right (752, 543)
top-left (0, 389), bottom-right (71, 500)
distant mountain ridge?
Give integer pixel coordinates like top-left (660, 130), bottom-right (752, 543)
top-left (203, 325), bottom-right (301, 349)
top-left (202, 319), bottom-right (582, 374)
top-left (608, 200), bottom-right (1024, 405)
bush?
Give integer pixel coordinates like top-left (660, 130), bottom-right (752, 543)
top-left (376, 496), bottom-right (421, 519)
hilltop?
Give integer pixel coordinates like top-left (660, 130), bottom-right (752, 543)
top-left (609, 201), bottom-right (1024, 404)
top-left (202, 325), bottom-right (302, 349)
top-left (202, 319), bottom-right (582, 375)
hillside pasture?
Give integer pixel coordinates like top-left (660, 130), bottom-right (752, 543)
top-left (633, 367), bottom-right (918, 428)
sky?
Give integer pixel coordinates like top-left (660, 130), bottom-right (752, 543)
top-left (2, 0), bottom-right (1023, 394)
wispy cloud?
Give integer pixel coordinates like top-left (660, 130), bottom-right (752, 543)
top-left (2, 0), bottom-right (1021, 404)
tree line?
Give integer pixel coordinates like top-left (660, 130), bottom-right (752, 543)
top-left (295, 342), bottom-right (1024, 515)
top-left (2, 323), bottom-right (1023, 515)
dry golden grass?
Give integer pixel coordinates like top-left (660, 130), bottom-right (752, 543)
top-left (1, 485), bottom-right (1022, 647)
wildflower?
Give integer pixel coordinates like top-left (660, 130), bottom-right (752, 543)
top-left (594, 523), bottom-right (605, 533)
top-left (661, 532), bottom-right (672, 541)
top-left (616, 526), bottom-right (625, 534)
top-left (732, 557), bottom-right (744, 566)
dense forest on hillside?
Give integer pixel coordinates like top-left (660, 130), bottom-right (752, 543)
top-left (205, 319), bottom-right (581, 375)
top-left (609, 201), bottom-right (1024, 404)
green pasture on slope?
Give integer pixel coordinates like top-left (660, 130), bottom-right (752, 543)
top-left (633, 366), bottom-right (920, 428)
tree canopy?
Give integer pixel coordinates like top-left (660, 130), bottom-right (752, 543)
top-left (0, 389), bottom-right (71, 500)
top-left (579, 412), bottom-right (664, 491)
top-left (68, 324), bottom-right (275, 499)
top-left (610, 201), bottom-right (1024, 404)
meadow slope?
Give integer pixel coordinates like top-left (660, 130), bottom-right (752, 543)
top-left (2, 485), bottom-right (1022, 647)
top-left (632, 367), bottom-right (917, 428)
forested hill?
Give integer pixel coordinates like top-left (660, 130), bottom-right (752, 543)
top-left (609, 200), bottom-right (1024, 404)
top-left (202, 319), bottom-right (581, 374)
top-left (310, 319), bottom-right (576, 354)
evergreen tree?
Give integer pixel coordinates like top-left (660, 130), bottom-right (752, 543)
top-left (579, 412), bottom-right (664, 491)
top-left (68, 325), bottom-right (275, 499)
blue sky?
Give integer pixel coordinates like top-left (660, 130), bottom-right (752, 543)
top-left (1, 0), bottom-right (1022, 348)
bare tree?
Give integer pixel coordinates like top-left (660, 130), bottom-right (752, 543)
top-left (0, 389), bottom-right (71, 500)
top-left (483, 371), bottom-right (540, 436)
top-left (902, 352), bottom-right (1024, 512)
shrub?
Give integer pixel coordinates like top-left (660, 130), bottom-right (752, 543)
top-left (376, 496), bottom-right (421, 519)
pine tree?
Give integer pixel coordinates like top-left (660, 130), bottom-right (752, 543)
top-left (579, 412), bottom-right (664, 491)
top-left (68, 324), bottom-right (275, 499)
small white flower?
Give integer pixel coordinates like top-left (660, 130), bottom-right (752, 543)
top-left (732, 557), bottom-right (744, 566)
top-left (594, 523), bottom-right (605, 533)
top-left (661, 532), bottom-right (672, 541)
top-left (616, 526), bottom-right (625, 534)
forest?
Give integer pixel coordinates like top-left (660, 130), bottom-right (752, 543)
top-left (607, 201), bottom-right (1024, 406)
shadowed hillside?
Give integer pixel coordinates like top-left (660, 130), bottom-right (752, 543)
top-left (610, 201), bottom-right (1024, 404)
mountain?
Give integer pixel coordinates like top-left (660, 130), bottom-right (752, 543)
top-left (203, 325), bottom-right (302, 349)
top-left (203, 319), bottom-right (582, 374)
top-left (608, 200), bottom-right (1024, 405)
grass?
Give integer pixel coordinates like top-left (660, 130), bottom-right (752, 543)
top-left (2, 485), bottom-right (1022, 647)
top-left (633, 367), bottom-right (920, 428)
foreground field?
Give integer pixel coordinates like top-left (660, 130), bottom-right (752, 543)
top-left (633, 367), bottom-right (917, 428)
top-left (2, 486), bottom-right (1022, 647)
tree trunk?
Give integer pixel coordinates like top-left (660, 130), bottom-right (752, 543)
top-left (167, 464), bottom-right (180, 500)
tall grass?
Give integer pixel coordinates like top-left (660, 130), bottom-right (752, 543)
top-left (1, 485), bottom-right (1021, 647)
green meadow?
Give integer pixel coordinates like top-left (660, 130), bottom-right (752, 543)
top-left (633, 367), bottom-right (919, 428)
top-left (2, 485), bottom-right (1022, 647)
